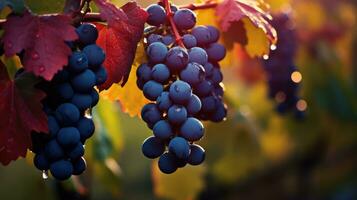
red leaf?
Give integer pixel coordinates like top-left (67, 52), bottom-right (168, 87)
top-left (2, 12), bottom-right (78, 80)
top-left (94, 0), bottom-right (148, 89)
top-left (0, 63), bottom-right (48, 165)
top-left (216, 0), bottom-right (277, 42)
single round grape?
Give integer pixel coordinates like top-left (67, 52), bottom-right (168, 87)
top-left (94, 66), bottom-right (107, 85)
top-left (203, 62), bottom-right (214, 77)
top-left (153, 120), bottom-right (174, 140)
top-left (47, 115), bottom-right (59, 138)
top-left (136, 63), bottom-right (152, 82)
top-left (201, 96), bottom-right (217, 113)
top-left (168, 105), bottom-right (188, 125)
top-left (162, 34), bottom-right (174, 46)
top-left (214, 83), bottom-right (225, 97)
top-left (71, 69), bottom-right (96, 93)
top-left (71, 93), bottom-right (92, 111)
top-left (57, 127), bottom-right (81, 147)
top-left (189, 47), bottom-right (208, 65)
top-left (180, 62), bottom-right (206, 85)
top-left (141, 103), bottom-right (162, 125)
top-left (72, 157), bottom-right (87, 175)
top-left (206, 43), bottom-right (226, 62)
top-left (142, 136), bottom-right (165, 159)
top-left (77, 117), bottom-right (95, 142)
top-left (168, 137), bottom-right (190, 160)
top-left (192, 26), bottom-right (211, 46)
top-left (209, 101), bottom-right (227, 122)
top-left (187, 144), bottom-right (205, 165)
top-left (146, 4), bottom-right (166, 26)
top-left (68, 51), bottom-right (88, 73)
top-left (156, 91), bottom-right (172, 111)
top-left (50, 160), bottom-right (73, 180)
top-left (173, 9), bottom-right (196, 30)
top-left (83, 44), bottom-right (106, 66)
top-left (44, 140), bottom-right (65, 161)
top-left (180, 117), bottom-right (204, 141)
top-left (76, 23), bottom-right (98, 45)
top-left (186, 94), bottom-right (202, 115)
top-left (56, 82), bottom-right (74, 100)
top-left (55, 103), bottom-right (80, 126)
top-left (90, 88), bottom-right (99, 107)
top-left (137, 78), bottom-right (146, 90)
top-left (182, 34), bottom-right (197, 49)
top-left (143, 80), bottom-right (164, 101)
top-left (146, 42), bottom-right (168, 63)
top-left (169, 80), bottom-right (192, 104)
top-left (165, 47), bottom-right (189, 71)
top-left (67, 142), bottom-right (84, 160)
top-left (194, 80), bottom-right (213, 97)
top-left (207, 25), bottom-right (220, 43)
top-left (33, 153), bottom-right (50, 170)
top-left (151, 64), bottom-right (170, 83)
top-left (147, 34), bottom-right (163, 44)
top-left (158, 152), bottom-right (178, 174)
top-left (209, 67), bottom-right (223, 84)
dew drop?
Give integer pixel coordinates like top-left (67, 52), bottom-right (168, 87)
top-left (42, 171), bottom-right (49, 180)
top-left (39, 66), bottom-right (46, 73)
top-left (263, 54), bottom-right (269, 60)
top-left (270, 44), bottom-right (277, 51)
top-left (84, 109), bottom-right (92, 118)
top-left (35, 33), bottom-right (40, 38)
top-left (32, 52), bottom-right (39, 60)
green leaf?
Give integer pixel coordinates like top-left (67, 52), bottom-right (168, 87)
top-left (0, 0), bottom-right (25, 14)
top-left (25, 0), bottom-right (65, 14)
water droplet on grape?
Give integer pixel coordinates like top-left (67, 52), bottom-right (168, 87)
top-left (42, 171), bottom-right (49, 179)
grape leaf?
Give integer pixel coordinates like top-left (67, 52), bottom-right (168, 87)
top-left (2, 11), bottom-right (78, 80)
top-left (94, 0), bottom-right (148, 90)
top-left (0, 0), bottom-right (25, 14)
top-left (242, 18), bottom-right (270, 57)
top-left (0, 62), bottom-right (48, 165)
top-left (216, 0), bottom-right (277, 43)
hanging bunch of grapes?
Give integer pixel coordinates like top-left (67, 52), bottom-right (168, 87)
top-left (263, 13), bottom-right (306, 118)
top-left (137, 2), bottom-right (227, 174)
top-left (31, 24), bottom-right (107, 180)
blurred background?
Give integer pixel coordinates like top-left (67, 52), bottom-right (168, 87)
top-left (0, 0), bottom-right (356, 199)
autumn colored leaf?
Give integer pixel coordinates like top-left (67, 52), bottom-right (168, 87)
top-left (242, 18), bottom-right (270, 57)
top-left (0, 63), bottom-right (48, 165)
top-left (94, 0), bottom-right (148, 90)
top-left (2, 11), bottom-right (78, 80)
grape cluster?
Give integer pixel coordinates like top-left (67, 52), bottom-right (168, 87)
top-left (31, 23), bottom-right (107, 180)
top-left (138, 3), bottom-right (227, 174)
top-left (263, 14), bottom-right (305, 118)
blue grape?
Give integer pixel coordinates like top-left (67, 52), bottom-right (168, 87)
top-left (136, 78), bottom-right (145, 90)
top-left (142, 136), bottom-right (165, 159)
top-left (143, 80), bottom-right (164, 101)
top-left (136, 63), bottom-right (152, 82)
top-left (33, 153), bottom-right (50, 170)
top-left (50, 160), bottom-right (73, 181)
top-left (94, 66), bottom-right (107, 85)
top-left (194, 80), bottom-right (213, 97)
top-left (72, 157), bottom-right (87, 175)
top-left (71, 93), bottom-right (92, 111)
top-left (186, 94), bottom-right (202, 115)
top-left (209, 101), bottom-right (227, 122)
top-left (55, 103), bottom-right (80, 126)
top-left (168, 137), bottom-right (190, 160)
top-left (189, 47), bottom-right (208, 65)
top-left (206, 43), bottom-right (226, 62)
top-left (146, 4), bottom-right (166, 26)
top-left (162, 34), bottom-right (174, 45)
top-left (77, 117), bottom-right (95, 142)
top-left (53, 69), bottom-right (70, 83)
top-left (180, 62), bottom-right (205, 85)
top-left (173, 9), bottom-right (196, 30)
top-left (48, 115), bottom-right (60, 138)
top-left (141, 103), bottom-right (162, 126)
top-left (156, 91), bottom-right (172, 111)
top-left (76, 23), bottom-right (98, 45)
top-left (209, 68), bottom-right (223, 84)
top-left (83, 44), bottom-right (106, 66)
top-left (187, 144), bottom-right (205, 165)
top-left (57, 127), bottom-right (80, 147)
top-left (90, 88), bottom-right (99, 107)
top-left (151, 64), bottom-right (170, 83)
top-left (147, 42), bottom-right (168, 63)
top-left (153, 120), bottom-right (174, 140)
top-left (207, 25), bottom-right (220, 43)
top-left (214, 83), bottom-right (224, 97)
top-left (203, 62), bottom-right (214, 77)
top-left (158, 152), bottom-right (178, 174)
top-left (44, 140), bottom-right (64, 161)
top-left (180, 117), bottom-right (204, 141)
top-left (192, 26), bottom-right (211, 46)
top-left (182, 34), bottom-right (197, 49)
top-left (71, 69), bottom-right (96, 92)
top-left (68, 51), bottom-right (88, 73)
top-left (201, 96), bottom-right (217, 113)
top-left (67, 143), bottom-right (84, 160)
top-left (169, 80), bottom-right (192, 104)
top-left (165, 47), bottom-right (189, 71)
top-left (56, 82), bottom-right (74, 100)
top-left (147, 34), bottom-right (163, 44)
top-left (168, 105), bottom-right (188, 125)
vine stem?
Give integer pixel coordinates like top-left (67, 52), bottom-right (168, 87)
top-left (180, 1), bottom-right (218, 10)
top-left (162, 0), bottom-right (185, 47)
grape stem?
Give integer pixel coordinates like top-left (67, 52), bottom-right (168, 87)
top-left (162, 0), bottom-right (185, 47)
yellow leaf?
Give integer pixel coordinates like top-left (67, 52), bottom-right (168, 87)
top-left (263, 0), bottom-right (290, 12)
top-left (195, 3), bottom-right (219, 27)
top-left (100, 42), bottom-right (149, 117)
top-left (243, 18), bottom-right (270, 57)
top-left (152, 163), bottom-right (206, 200)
